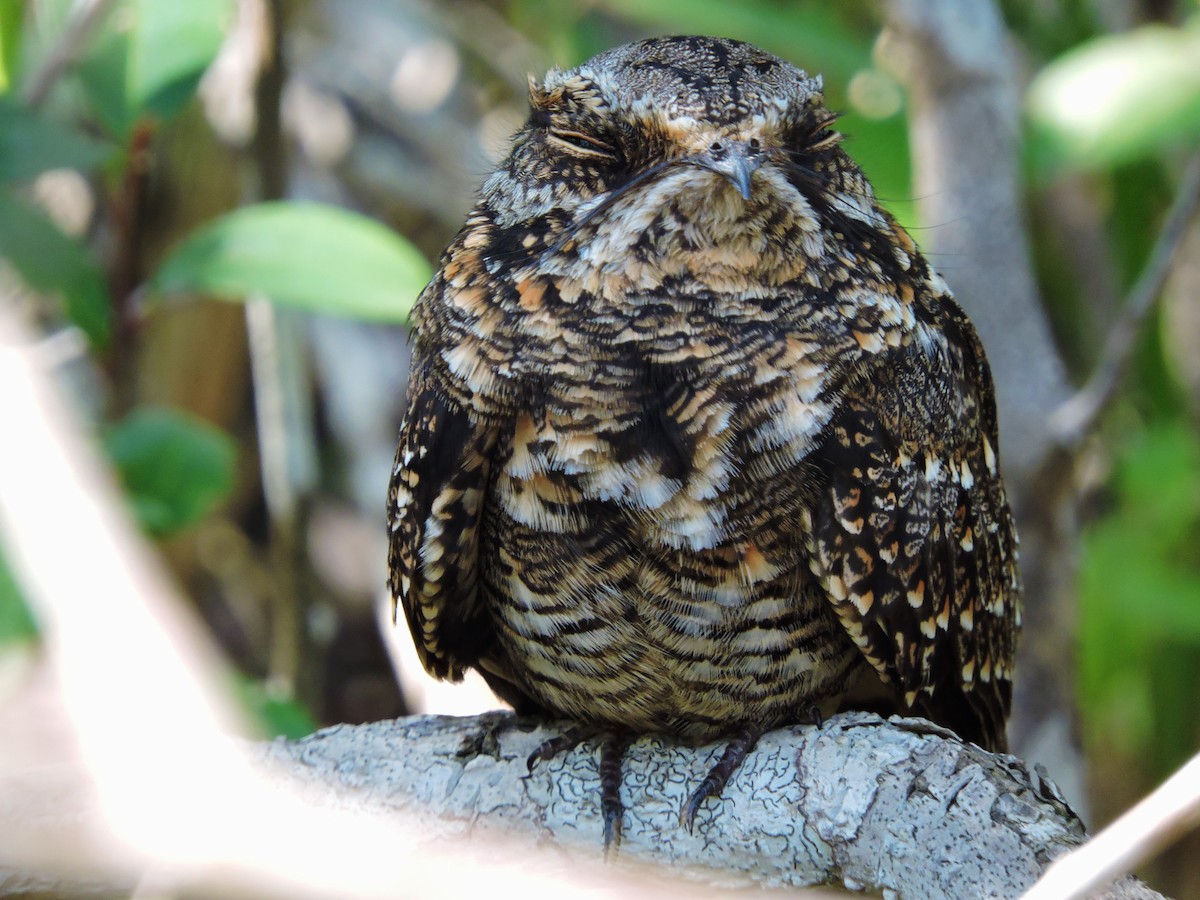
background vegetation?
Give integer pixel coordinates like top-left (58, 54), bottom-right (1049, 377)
top-left (1, 0), bottom-right (1198, 894)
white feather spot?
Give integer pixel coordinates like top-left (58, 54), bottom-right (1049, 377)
top-left (924, 453), bottom-right (943, 482)
top-left (959, 460), bottom-right (974, 489)
top-left (982, 435), bottom-right (997, 474)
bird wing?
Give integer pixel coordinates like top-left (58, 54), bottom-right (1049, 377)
top-left (388, 339), bottom-right (499, 682)
top-left (804, 306), bottom-right (1021, 751)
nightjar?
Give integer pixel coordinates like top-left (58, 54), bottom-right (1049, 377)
top-left (388, 35), bottom-right (1021, 847)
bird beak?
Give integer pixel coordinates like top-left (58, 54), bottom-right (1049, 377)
top-left (694, 140), bottom-right (764, 200)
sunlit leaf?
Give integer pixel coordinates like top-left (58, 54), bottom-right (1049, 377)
top-left (152, 202), bottom-right (432, 323)
top-left (104, 407), bottom-right (236, 536)
top-left (129, 0), bottom-right (233, 121)
top-left (1027, 22), bottom-right (1200, 175)
top-left (0, 0), bottom-right (23, 94)
top-left (76, 0), bottom-right (233, 139)
top-left (0, 99), bottom-right (114, 182)
top-left (0, 191), bottom-right (112, 346)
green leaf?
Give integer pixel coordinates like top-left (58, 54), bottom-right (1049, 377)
top-left (75, 21), bottom-right (134, 139)
top-left (0, 191), bottom-right (112, 345)
top-left (75, 0), bottom-right (233, 139)
top-left (73, 18), bottom-right (134, 139)
top-left (104, 407), bottom-right (236, 536)
top-left (0, 0), bottom-right (23, 94)
top-left (1027, 22), bottom-right (1200, 176)
top-left (0, 98), bottom-right (114, 182)
top-left (152, 202), bottom-right (433, 323)
top-left (129, 0), bottom-right (232, 121)
top-left (0, 544), bottom-right (38, 642)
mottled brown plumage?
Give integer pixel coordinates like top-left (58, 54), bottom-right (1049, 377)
top-left (388, 35), bottom-right (1021, 843)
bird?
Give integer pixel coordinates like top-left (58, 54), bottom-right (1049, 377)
top-left (388, 35), bottom-right (1021, 850)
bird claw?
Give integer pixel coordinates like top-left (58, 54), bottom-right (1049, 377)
top-left (602, 802), bottom-right (624, 859)
top-left (525, 725), bottom-right (593, 775)
top-left (524, 726), bottom-right (632, 858)
top-left (680, 776), bottom-right (719, 832)
top-left (678, 724), bottom-right (764, 835)
top-left (805, 703), bottom-right (825, 729)
top-left (456, 711), bottom-right (515, 760)
top-left (526, 724), bottom-right (764, 849)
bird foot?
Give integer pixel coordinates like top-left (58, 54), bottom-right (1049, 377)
top-left (525, 723), bottom-right (599, 773)
top-left (804, 703), bottom-right (825, 728)
top-left (599, 733), bottom-right (633, 859)
top-left (526, 724), bottom-right (632, 858)
top-left (680, 724), bottom-right (763, 832)
top-left (528, 722), bottom-right (766, 850)
top-left (455, 711), bottom-right (518, 760)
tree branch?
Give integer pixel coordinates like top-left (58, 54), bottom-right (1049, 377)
top-left (1049, 152), bottom-right (1200, 450)
top-left (243, 710), bottom-right (1162, 900)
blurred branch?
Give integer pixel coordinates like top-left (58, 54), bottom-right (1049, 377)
top-left (246, 298), bottom-right (315, 691)
top-left (1024, 747), bottom-right (1200, 900)
top-left (22, 0), bottom-right (119, 108)
top-left (245, 0), bottom-right (314, 696)
top-left (104, 121), bottom-right (155, 396)
top-left (1050, 152), bottom-right (1200, 449)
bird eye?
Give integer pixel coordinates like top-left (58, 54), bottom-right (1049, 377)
top-left (547, 128), bottom-right (619, 162)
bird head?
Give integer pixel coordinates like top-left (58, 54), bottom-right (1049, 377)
top-left (477, 36), bottom-right (900, 289)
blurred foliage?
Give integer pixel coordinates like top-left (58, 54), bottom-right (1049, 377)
top-left (0, 0), bottom-right (19, 93)
top-left (1079, 421), bottom-right (1200, 773)
top-left (0, 0), bottom-right (422, 737)
top-left (0, 546), bottom-right (38, 643)
top-left (232, 673), bottom-right (319, 740)
top-left (1026, 18), bottom-right (1200, 176)
top-left (0, 189), bottom-right (112, 344)
top-left (104, 407), bottom-right (238, 536)
top-left (0, 98), bottom-right (113, 181)
top-left (75, 0), bottom-right (234, 139)
top-left (0, 2), bottom-right (1199, 892)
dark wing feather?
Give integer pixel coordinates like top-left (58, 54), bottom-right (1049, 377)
top-left (806, 308), bottom-right (1020, 752)
top-left (387, 344), bottom-right (498, 681)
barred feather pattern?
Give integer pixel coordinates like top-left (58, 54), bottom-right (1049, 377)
top-left (387, 36), bottom-right (1021, 751)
